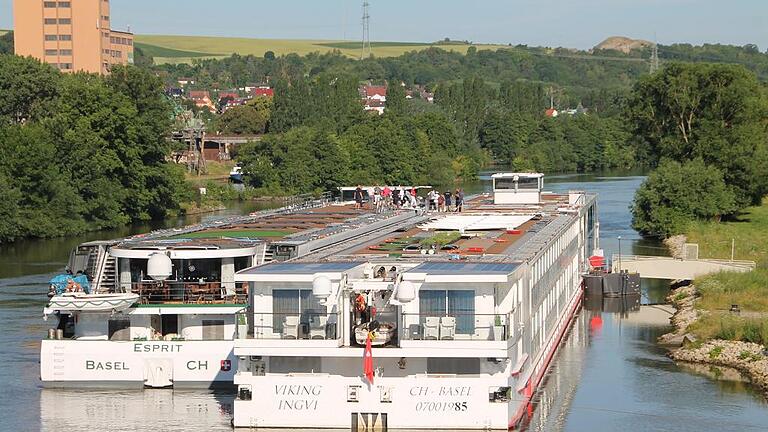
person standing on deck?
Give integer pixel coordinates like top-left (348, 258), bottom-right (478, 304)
top-left (354, 185), bottom-right (364, 210)
top-left (437, 193), bottom-right (445, 212)
top-left (373, 184), bottom-right (382, 213)
top-left (444, 190), bottom-right (452, 212)
top-left (454, 189), bottom-right (464, 212)
top-left (382, 186), bottom-right (392, 209)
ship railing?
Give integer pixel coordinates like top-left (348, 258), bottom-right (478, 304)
top-left (251, 311), bottom-right (340, 340)
top-left (130, 281), bottom-right (248, 305)
top-left (399, 313), bottom-right (510, 341)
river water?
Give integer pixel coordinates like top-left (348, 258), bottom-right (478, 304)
top-left (1, 176), bottom-right (767, 431)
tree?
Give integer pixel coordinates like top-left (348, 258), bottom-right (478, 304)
top-left (628, 62), bottom-right (768, 207)
top-left (0, 55), bottom-right (60, 124)
top-left (216, 97), bottom-right (272, 134)
top-left (385, 82), bottom-right (407, 116)
top-left (0, 32), bottom-right (13, 55)
top-left (631, 159), bottom-right (738, 237)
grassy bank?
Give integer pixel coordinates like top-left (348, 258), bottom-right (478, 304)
top-left (684, 198), bottom-right (768, 344)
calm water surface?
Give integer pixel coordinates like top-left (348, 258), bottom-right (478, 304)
top-left (1, 178), bottom-right (767, 431)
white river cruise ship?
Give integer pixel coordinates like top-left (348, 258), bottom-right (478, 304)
top-left (232, 173), bottom-right (599, 430)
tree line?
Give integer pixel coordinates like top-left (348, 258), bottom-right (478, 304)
top-left (0, 55), bottom-right (189, 242)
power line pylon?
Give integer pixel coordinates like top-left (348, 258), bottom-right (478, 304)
top-left (360, 2), bottom-right (371, 59)
top-left (649, 41), bottom-right (660, 74)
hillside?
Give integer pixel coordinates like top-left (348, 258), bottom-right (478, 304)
top-left (595, 36), bottom-right (652, 53)
top-left (134, 34), bottom-right (508, 64)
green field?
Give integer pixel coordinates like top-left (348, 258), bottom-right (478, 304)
top-left (0, 29), bottom-right (8, 35)
top-left (134, 34), bottom-right (509, 64)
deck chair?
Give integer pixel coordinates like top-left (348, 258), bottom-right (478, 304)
top-left (309, 315), bottom-right (328, 339)
top-left (423, 317), bottom-right (440, 340)
top-left (440, 316), bottom-right (456, 340)
top-left (282, 315), bottom-right (299, 339)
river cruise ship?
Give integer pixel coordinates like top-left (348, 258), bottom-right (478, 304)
top-left (40, 194), bottom-right (425, 388)
top-left (232, 173), bottom-right (599, 430)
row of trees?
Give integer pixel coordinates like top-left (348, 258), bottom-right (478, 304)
top-left (0, 55), bottom-right (189, 242)
top-left (630, 63), bottom-right (768, 237)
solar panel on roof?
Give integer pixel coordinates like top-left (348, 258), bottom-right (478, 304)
top-left (238, 261), bottom-right (363, 274)
top-left (407, 261), bottom-right (519, 275)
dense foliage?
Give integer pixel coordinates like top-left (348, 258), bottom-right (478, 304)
top-left (0, 31), bottom-right (13, 55)
top-left (630, 63), bottom-right (768, 237)
top-left (0, 56), bottom-right (188, 242)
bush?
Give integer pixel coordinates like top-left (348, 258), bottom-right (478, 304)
top-left (631, 158), bottom-right (737, 237)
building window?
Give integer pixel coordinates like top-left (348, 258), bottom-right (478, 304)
top-left (45, 49), bottom-right (58, 56)
top-left (59, 18), bottom-right (71, 24)
top-left (57, 63), bottom-right (72, 70)
top-left (45, 34), bottom-right (58, 41)
top-left (420, 289), bottom-right (475, 334)
top-left (103, 49), bottom-right (111, 54)
top-left (44, 1), bottom-right (57, 7)
top-left (58, 1), bottom-right (71, 7)
top-left (59, 34), bottom-right (72, 41)
top-left (44, 18), bottom-right (57, 25)
top-left (59, 49), bottom-right (72, 56)
top-left (102, 15), bottom-right (109, 21)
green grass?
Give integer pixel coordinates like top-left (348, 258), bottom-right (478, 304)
top-left (687, 198), bottom-right (768, 268)
top-left (134, 34), bottom-right (509, 64)
top-left (695, 270), bottom-right (768, 312)
top-left (419, 231), bottom-right (461, 248)
top-left (135, 42), bottom-right (219, 58)
top-left (175, 229), bottom-right (291, 239)
top-left (690, 313), bottom-right (768, 345)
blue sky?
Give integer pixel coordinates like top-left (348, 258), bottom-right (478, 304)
top-left (2, 0), bottom-right (766, 50)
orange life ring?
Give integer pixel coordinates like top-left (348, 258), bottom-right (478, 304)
top-left (355, 294), bottom-right (367, 312)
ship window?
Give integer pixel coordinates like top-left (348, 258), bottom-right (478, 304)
top-left (202, 319), bottom-right (225, 340)
top-left (108, 318), bottom-right (131, 341)
top-left (494, 178), bottom-right (516, 190)
top-left (272, 289), bottom-right (325, 334)
top-left (518, 177), bottom-right (539, 189)
top-left (427, 358), bottom-right (480, 375)
top-left (420, 289), bottom-right (474, 334)
top-left (269, 356), bottom-right (321, 373)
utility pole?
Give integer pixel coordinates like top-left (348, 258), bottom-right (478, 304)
top-left (360, 1), bottom-right (371, 59)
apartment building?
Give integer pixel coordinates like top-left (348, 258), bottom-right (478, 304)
top-left (13, 0), bottom-right (134, 74)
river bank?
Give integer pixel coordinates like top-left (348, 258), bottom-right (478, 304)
top-left (660, 283), bottom-right (768, 399)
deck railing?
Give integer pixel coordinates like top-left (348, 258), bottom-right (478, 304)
top-left (400, 313), bottom-right (509, 341)
top-left (130, 281), bottom-right (247, 304)
top-left (251, 312), bottom-right (340, 340)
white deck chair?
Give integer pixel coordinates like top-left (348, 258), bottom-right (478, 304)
top-left (282, 315), bottom-right (299, 339)
top-left (309, 315), bottom-right (328, 339)
top-left (423, 316), bottom-right (440, 340)
top-left (440, 316), bottom-right (456, 340)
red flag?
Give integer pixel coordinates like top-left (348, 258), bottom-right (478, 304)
top-left (363, 333), bottom-right (374, 384)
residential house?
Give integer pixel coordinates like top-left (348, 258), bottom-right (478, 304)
top-left (188, 90), bottom-right (215, 112)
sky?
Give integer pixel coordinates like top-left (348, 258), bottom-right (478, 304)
top-left (1, 0), bottom-right (767, 50)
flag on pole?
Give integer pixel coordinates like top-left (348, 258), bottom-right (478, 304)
top-left (363, 332), bottom-right (374, 384)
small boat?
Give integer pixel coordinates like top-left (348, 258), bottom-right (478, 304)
top-left (229, 165), bottom-right (243, 183)
top-left (44, 292), bottom-right (139, 316)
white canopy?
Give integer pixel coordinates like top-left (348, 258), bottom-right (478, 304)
top-left (419, 215), bottom-right (532, 231)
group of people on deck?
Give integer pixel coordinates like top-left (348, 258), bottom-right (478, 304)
top-left (353, 185), bottom-right (463, 213)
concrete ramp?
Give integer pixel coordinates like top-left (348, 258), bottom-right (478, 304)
top-left (612, 255), bottom-right (755, 280)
